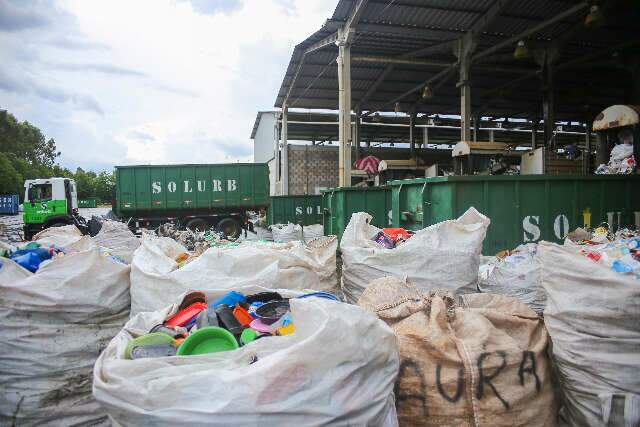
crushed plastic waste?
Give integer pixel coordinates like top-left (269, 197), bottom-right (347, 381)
top-left (565, 225), bottom-right (640, 278)
top-left (371, 227), bottom-right (414, 249)
top-left (125, 289), bottom-right (338, 359)
top-left (576, 236), bottom-right (640, 278)
top-left (0, 241), bottom-right (65, 272)
top-left (0, 238), bottom-right (130, 273)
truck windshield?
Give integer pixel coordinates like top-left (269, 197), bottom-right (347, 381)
top-left (28, 184), bottom-right (53, 201)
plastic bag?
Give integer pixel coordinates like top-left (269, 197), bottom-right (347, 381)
top-left (539, 242), bottom-right (640, 427)
top-left (33, 224), bottom-right (83, 247)
top-left (0, 240), bottom-right (131, 426)
top-left (479, 243), bottom-right (545, 314)
top-left (271, 223), bottom-right (303, 243)
top-left (130, 234), bottom-right (338, 315)
top-left (94, 287), bottom-right (399, 426)
top-left (302, 224), bottom-right (324, 243)
top-left (92, 220), bottom-right (140, 263)
top-left (340, 207), bottom-right (489, 303)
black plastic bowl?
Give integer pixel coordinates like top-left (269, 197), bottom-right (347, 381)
top-left (255, 300), bottom-right (290, 325)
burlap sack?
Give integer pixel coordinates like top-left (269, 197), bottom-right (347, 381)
top-left (358, 276), bottom-right (557, 427)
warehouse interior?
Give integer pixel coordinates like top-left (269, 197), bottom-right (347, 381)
top-left (256, 0), bottom-right (640, 195)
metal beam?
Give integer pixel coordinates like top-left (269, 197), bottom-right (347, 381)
top-left (345, 0), bottom-right (369, 31)
top-left (352, 55), bottom-right (451, 67)
top-left (409, 111), bottom-right (417, 158)
top-left (355, 22), bottom-right (463, 39)
top-left (354, 109), bottom-right (361, 161)
top-left (459, 39), bottom-right (472, 142)
top-left (542, 59), bottom-right (555, 147)
top-left (472, 2), bottom-right (589, 62)
top-left (281, 105), bottom-right (289, 195)
top-left (304, 32), bottom-right (339, 54)
top-left (337, 33), bottom-right (352, 187)
top-left (352, 54), bottom-right (531, 73)
top-left (283, 51), bottom-right (306, 106)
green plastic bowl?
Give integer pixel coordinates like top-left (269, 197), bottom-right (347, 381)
top-left (125, 332), bottom-right (175, 359)
top-left (176, 326), bottom-right (239, 356)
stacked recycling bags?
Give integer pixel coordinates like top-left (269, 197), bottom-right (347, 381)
top-left (130, 233), bottom-right (338, 315)
top-left (340, 207), bottom-right (489, 303)
top-left (0, 234), bottom-right (132, 425)
top-left (93, 286), bottom-right (399, 426)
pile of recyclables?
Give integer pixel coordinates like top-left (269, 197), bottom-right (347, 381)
top-left (93, 286), bottom-right (399, 426)
top-left (123, 289), bottom-right (339, 359)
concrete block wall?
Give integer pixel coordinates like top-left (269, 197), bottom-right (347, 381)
top-left (287, 145), bottom-right (338, 195)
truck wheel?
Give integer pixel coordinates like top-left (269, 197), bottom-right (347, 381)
top-left (185, 218), bottom-right (210, 232)
top-left (217, 217), bottom-right (241, 239)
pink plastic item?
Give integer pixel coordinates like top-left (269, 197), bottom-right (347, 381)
top-left (249, 318), bottom-right (274, 334)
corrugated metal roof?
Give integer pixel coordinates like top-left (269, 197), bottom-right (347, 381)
top-left (274, 0), bottom-right (640, 122)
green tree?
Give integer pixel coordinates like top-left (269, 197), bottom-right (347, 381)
top-left (1, 109), bottom-right (115, 203)
top-left (0, 152), bottom-right (23, 195)
top-left (94, 171), bottom-right (115, 203)
top-left (0, 110), bottom-right (60, 166)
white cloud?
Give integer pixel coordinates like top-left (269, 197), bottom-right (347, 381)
top-left (0, 0), bottom-right (336, 170)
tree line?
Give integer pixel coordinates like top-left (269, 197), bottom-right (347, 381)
top-left (0, 109), bottom-right (114, 203)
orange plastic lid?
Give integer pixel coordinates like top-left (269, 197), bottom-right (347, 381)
top-left (233, 305), bottom-right (253, 327)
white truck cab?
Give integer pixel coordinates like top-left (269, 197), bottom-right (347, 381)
top-left (24, 178), bottom-right (78, 209)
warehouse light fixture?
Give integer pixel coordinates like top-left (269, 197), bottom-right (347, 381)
top-left (584, 5), bottom-right (604, 28)
top-left (513, 40), bottom-right (530, 59)
top-left (421, 85), bottom-right (434, 99)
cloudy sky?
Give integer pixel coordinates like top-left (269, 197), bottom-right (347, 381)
top-left (0, 0), bottom-right (335, 171)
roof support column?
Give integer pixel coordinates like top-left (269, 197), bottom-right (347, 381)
top-left (274, 115), bottom-right (281, 194)
top-left (337, 28), bottom-right (354, 187)
top-left (281, 104), bottom-right (289, 195)
top-left (458, 37), bottom-right (475, 142)
top-left (354, 108), bottom-right (361, 161)
top-left (583, 119), bottom-right (591, 174)
top-left (409, 111), bottom-right (417, 159)
top-left (531, 119), bottom-right (539, 149)
top-left (473, 114), bottom-right (480, 142)
top-left (542, 61), bottom-right (555, 147)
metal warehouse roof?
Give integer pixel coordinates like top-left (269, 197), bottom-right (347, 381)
top-left (275, 0), bottom-right (640, 122)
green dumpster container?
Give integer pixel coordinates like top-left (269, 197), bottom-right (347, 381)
top-left (322, 186), bottom-right (392, 241)
top-left (391, 175), bottom-right (640, 254)
top-left (78, 198), bottom-right (98, 208)
top-left (268, 195), bottom-right (323, 226)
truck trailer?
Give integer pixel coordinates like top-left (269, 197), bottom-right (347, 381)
top-left (113, 163), bottom-right (269, 238)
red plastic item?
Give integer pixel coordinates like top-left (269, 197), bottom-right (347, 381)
top-left (383, 228), bottom-right (411, 242)
top-left (165, 302), bottom-right (207, 327)
top-left (233, 305), bottom-right (253, 327)
top-left (586, 251), bottom-right (601, 262)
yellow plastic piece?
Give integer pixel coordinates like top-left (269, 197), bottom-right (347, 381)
top-left (277, 324), bottom-right (295, 336)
